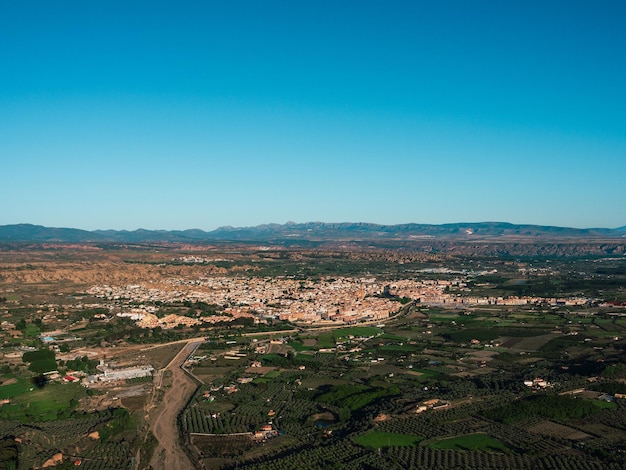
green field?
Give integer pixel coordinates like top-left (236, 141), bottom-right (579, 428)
top-left (354, 431), bottom-right (422, 448)
top-left (0, 378), bottom-right (33, 399)
top-left (428, 314), bottom-right (459, 323)
top-left (316, 332), bottom-right (335, 348)
top-left (430, 433), bottom-right (510, 452)
top-left (22, 323), bottom-right (41, 338)
top-left (334, 326), bottom-right (381, 339)
top-left (592, 400), bottom-right (618, 410)
top-left (377, 344), bottom-right (418, 353)
top-left (378, 333), bottom-right (408, 341)
top-left (0, 382), bottom-right (85, 421)
top-left (314, 326), bottom-right (383, 349)
top-left (288, 340), bottom-right (315, 351)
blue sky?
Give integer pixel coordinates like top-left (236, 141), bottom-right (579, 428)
top-left (2, 1), bottom-right (625, 230)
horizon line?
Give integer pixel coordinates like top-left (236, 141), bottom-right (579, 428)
top-left (2, 220), bottom-right (625, 232)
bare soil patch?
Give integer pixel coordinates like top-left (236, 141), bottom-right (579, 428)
top-left (509, 334), bottom-right (559, 351)
top-left (499, 337), bottom-right (524, 348)
top-left (575, 422), bottom-right (626, 439)
top-left (269, 343), bottom-right (291, 355)
top-left (116, 383), bottom-right (151, 398)
top-left (148, 342), bottom-right (199, 470)
top-left (468, 350), bottom-right (498, 361)
top-left (311, 411), bottom-right (336, 422)
top-left (368, 363), bottom-right (400, 375)
top-left (400, 370), bottom-right (424, 377)
top-left (0, 378), bottom-right (17, 387)
top-left (191, 365), bottom-right (237, 382)
top-left (78, 393), bottom-right (115, 412)
top-left (121, 394), bottom-right (148, 411)
top-left (527, 420), bottom-right (593, 440)
top-left (142, 342), bottom-right (187, 369)
top-left (405, 311), bottom-right (428, 320)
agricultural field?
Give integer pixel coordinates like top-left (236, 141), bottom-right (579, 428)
top-left (353, 431), bottom-right (423, 447)
top-left (179, 313), bottom-right (626, 469)
top-left (0, 380), bottom-right (85, 421)
top-left (429, 433), bottom-right (510, 452)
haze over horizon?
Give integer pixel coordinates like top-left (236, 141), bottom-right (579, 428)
top-left (2, 1), bottom-right (625, 231)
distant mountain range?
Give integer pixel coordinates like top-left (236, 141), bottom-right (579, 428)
top-left (0, 222), bottom-right (625, 244)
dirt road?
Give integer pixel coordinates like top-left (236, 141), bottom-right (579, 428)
top-left (148, 342), bottom-right (200, 470)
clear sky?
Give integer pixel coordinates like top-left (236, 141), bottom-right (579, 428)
top-left (2, 1), bottom-right (625, 230)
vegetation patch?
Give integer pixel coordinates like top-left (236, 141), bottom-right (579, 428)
top-left (22, 323), bottom-right (41, 338)
top-left (191, 434), bottom-right (255, 458)
top-left (317, 383), bottom-right (401, 412)
top-left (408, 368), bottom-right (440, 379)
top-left (260, 354), bottom-right (288, 366)
top-left (354, 431), bottom-right (422, 448)
top-left (0, 382), bottom-right (85, 421)
top-left (334, 326), bottom-right (381, 339)
top-left (22, 349), bottom-right (58, 375)
top-left (64, 355), bottom-right (99, 373)
top-left (316, 332), bottom-right (336, 349)
top-left (0, 437), bottom-right (19, 469)
top-left (288, 340), bottom-right (315, 351)
top-left (589, 380), bottom-right (626, 394)
top-left (443, 329), bottom-right (500, 343)
top-left (539, 336), bottom-right (583, 354)
top-left (317, 384), bottom-right (369, 405)
top-left (430, 433), bottom-right (510, 452)
top-left (378, 333), bottom-right (408, 341)
top-left (602, 364), bottom-right (626, 380)
top-left (377, 344), bottom-right (417, 353)
top-left (526, 420), bottom-right (593, 440)
top-left (506, 334), bottom-right (557, 351)
top-left (0, 377), bottom-right (33, 399)
top-left (483, 394), bottom-right (614, 424)
top-left (591, 399), bottom-right (617, 410)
